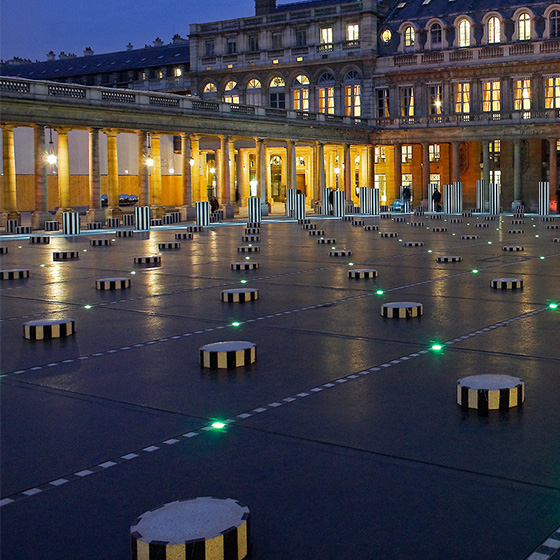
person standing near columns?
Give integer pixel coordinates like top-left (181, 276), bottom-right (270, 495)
top-left (86, 127), bottom-right (105, 224)
top-left (55, 127), bottom-right (71, 221)
top-left (1, 125), bottom-right (21, 226)
top-left (31, 125), bottom-right (51, 229)
top-left (137, 131), bottom-right (150, 207)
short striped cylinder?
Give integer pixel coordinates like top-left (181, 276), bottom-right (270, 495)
top-left (298, 219), bottom-right (311, 225)
top-left (450, 218), bottom-right (463, 224)
top-left (511, 219), bottom-right (525, 225)
top-left (220, 288), bottom-right (259, 303)
top-left (403, 241), bottom-right (424, 247)
top-left (379, 232), bottom-right (398, 238)
top-left (247, 197), bottom-right (262, 224)
top-left (175, 232), bottom-right (193, 240)
top-left (332, 190), bottom-right (345, 218)
top-left (0, 246), bottom-right (8, 254)
top-left (1, 269), bottom-right (29, 280)
top-left (381, 302), bottom-right (423, 319)
top-left (134, 256), bottom-right (161, 264)
top-left (491, 278), bottom-right (524, 289)
top-left (483, 215), bottom-right (497, 221)
top-left (546, 224), bottom-right (560, 230)
top-left (302, 223), bottom-right (316, 230)
top-left (62, 212), bottom-right (80, 235)
top-left (24, 318), bottom-right (75, 340)
top-left (135, 206), bottom-right (150, 231)
top-left (15, 226), bottom-right (32, 234)
top-left (409, 222), bottom-right (424, 227)
top-left (107, 218), bottom-right (120, 228)
top-left (475, 223), bottom-right (489, 228)
top-left (170, 211), bottom-right (181, 223)
top-left (380, 213), bottom-right (392, 219)
top-left (554, 238), bottom-right (560, 243)
top-left (363, 225), bottom-right (379, 231)
top-left (329, 249), bottom-right (351, 256)
top-left (542, 216), bottom-right (557, 222)
top-left (538, 181), bottom-right (550, 216)
top-left (462, 211), bottom-right (473, 218)
top-left (130, 498), bottom-right (250, 560)
top-left (6, 219), bottom-right (19, 233)
top-left (457, 375), bottom-right (524, 411)
top-left (87, 222), bottom-right (103, 230)
top-left (513, 206), bottom-right (525, 216)
top-left (196, 201), bottom-right (210, 227)
top-left (432, 227), bottom-right (448, 232)
top-left (242, 235), bottom-right (260, 242)
top-left (489, 183), bottom-right (500, 216)
top-left (317, 238), bottom-right (336, 244)
top-left (30, 236), bottom-right (50, 244)
top-left (200, 341), bottom-right (257, 369)
top-left (393, 216), bottom-right (406, 223)
top-left (359, 187), bottom-right (373, 215)
top-left (161, 214), bottom-right (174, 225)
top-left (428, 214), bottom-right (442, 220)
top-left (231, 262), bottom-right (259, 270)
top-left (462, 235), bottom-right (480, 240)
top-left (503, 246), bottom-right (524, 251)
top-left (245, 228), bottom-right (260, 235)
top-left (348, 269), bottom-right (377, 279)
top-left (45, 221), bottom-right (59, 231)
top-left (508, 229), bottom-right (524, 234)
top-left (187, 225), bottom-right (203, 233)
top-left (436, 255), bottom-right (462, 263)
top-left (123, 214), bottom-right (135, 226)
top-left (246, 222), bottom-right (260, 229)
top-left (96, 278), bottom-right (130, 290)
top-left (210, 211), bottom-right (223, 223)
top-left (158, 242), bottom-right (180, 250)
top-left (308, 230), bottom-right (325, 236)
top-left (90, 239), bottom-right (112, 246)
top-left (150, 219), bottom-right (162, 227)
top-left (117, 230), bottom-right (134, 238)
top-left (414, 207), bottom-right (425, 216)
top-left (352, 219), bottom-right (365, 226)
top-left (53, 251), bottom-right (79, 260)
top-left (237, 246), bottom-right (259, 253)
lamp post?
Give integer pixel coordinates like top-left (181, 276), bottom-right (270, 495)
top-left (46, 128), bottom-right (57, 167)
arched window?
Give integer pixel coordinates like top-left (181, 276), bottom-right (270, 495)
top-left (518, 13), bottom-right (531, 40)
top-left (488, 16), bottom-right (501, 44)
top-left (551, 9), bottom-right (560, 38)
top-left (246, 79), bottom-right (262, 106)
top-left (458, 19), bottom-right (471, 47)
top-left (344, 71), bottom-right (361, 117)
top-left (317, 72), bottom-right (335, 114)
top-left (404, 25), bottom-right (415, 47)
top-left (430, 23), bottom-right (442, 46)
top-left (269, 76), bottom-right (286, 108)
top-left (292, 74), bottom-right (310, 111)
top-left (223, 81), bottom-right (239, 104)
top-left (202, 82), bottom-right (217, 99)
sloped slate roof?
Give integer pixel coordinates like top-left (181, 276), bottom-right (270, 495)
top-left (276, 0), bottom-right (360, 11)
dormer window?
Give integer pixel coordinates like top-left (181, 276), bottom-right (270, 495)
top-left (488, 16), bottom-right (501, 44)
top-left (458, 19), bottom-right (471, 47)
top-left (430, 23), bottom-right (442, 46)
top-left (404, 25), bottom-right (415, 47)
top-left (551, 9), bottom-right (560, 38)
top-left (518, 13), bottom-right (531, 41)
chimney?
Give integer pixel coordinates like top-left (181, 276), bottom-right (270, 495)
top-left (83, 47), bottom-right (93, 56)
top-left (255, 0), bottom-right (276, 15)
top-left (46, 51), bottom-right (56, 61)
top-left (126, 42), bottom-right (134, 51)
top-left (172, 34), bottom-right (188, 44)
top-left (59, 52), bottom-right (68, 60)
top-left (153, 37), bottom-right (164, 47)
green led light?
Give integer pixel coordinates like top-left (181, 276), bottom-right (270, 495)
top-left (349, 262), bottom-right (354, 266)
top-left (40, 264), bottom-right (46, 267)
top-left (232, 322), bottom-right (241, 327)
top-left (240, 280), bottom-right (247, 284)
top-left (548, 303), bottom-right (558, 309)
top-left (488, 241), bottom-right (492, 245)
top-left (431, 344), bottom-right (443, 351)
top-left (245, 256), bottom-right (250, 260)
top-left (536, 235), bottom-right (540, 238)
top-left (428, 250), bottom-right (433, 253)
top-left (211, 422), bottom-right (226, 429)
top-left (540, 256), bottom-right (545, 260)
top-left (84, 305), bottom-right (92, 309)
top-left (472, 269), bottom-right (479, 274)
top-left (83, 249), bottom-right (87, 252)
top-left (131, 271), bottom-right (136, 275)
top-left (376, 290), bottom-right (384, 295)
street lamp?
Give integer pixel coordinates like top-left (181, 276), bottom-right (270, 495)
top-left (334, 166), bottom-right (340, 190)
top-left (46, 128), bottom-right (57, 166)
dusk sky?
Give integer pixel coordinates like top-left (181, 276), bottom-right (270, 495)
top-left (0, 0), bottom-right (279, 62)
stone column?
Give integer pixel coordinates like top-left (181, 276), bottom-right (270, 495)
top-left (344, 143), bottom-right (352, 202)
top-left (255, 138), bottom-right (268, 214)
top-left (180, 132), bottom-right (195, 220)
top-left (31, 125), bottom-right (51, 228)
top-left (482, 140), bottom-right (490, 212)
top-left (151, 134), bottom-right (164, 217)
top-left (86, 127), bottom-right (105, 223)
top-left (220, 135), bottom-right (234, 218)
top-left (55, 128), bottom-right (71, 220)
top-left (550, 139), bottom-right (558, 204)
top-left (394, 143), bottom-right (402, 200)
top-left (138, 131), bottom-right (149, 207)
top-left (236, 148), bottom-right (244, 205)
top-left (513, 138), bottom-right (522, 208)
top-left (105, 129), bottom-right (122, 218)
top-left (367, 144), bottom-right (375, 190)
top-left (421, 142), bottom-right (430, 204)
top-left (1, 126), bottom-right (19, 223)
top-left (287, 139), bottom-right (297, 194)
top-left (451, 141), bottom-right (460, 184)
top-left (191, 135), bottom-right (200, 204)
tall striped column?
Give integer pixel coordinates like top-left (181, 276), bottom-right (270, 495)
top-left (476, 180), bottom-right (485, 212)
top-left (286, 189), bottom-right (297, 218)
top-left (135, 206), bottom-right (150, 230)
top-left (296, 193), bottom-right (306, 220)
top-left (538, 181), bottom-right (550, 216)
top-left (372, 188), bottom-right (380, 215)
top-left (428, 183), bottom-right (438, 212)
top-left (196, 201), bottom-right (210, 226)
top-left (62, 212), bottom-right (80, 235)
top-left (489, 183), bottom-right (501, 216)
top-left (332, 190), bottom-right (345, 218)
top-left (247, 197), bottom-right (261, 224)
top-left (443, 181), bottom-right (462, 214)
top-left (322, 187), bottom-right (332, 215)
top-left (359, 187), bottom-right (373, 215)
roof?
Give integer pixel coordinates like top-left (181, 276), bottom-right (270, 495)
top-left (0, 43), bottom-right (189, 80)
top-left (275, 0), bottom-right (361, 11)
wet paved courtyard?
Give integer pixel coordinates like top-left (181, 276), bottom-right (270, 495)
top-left (1, 213), bottom-right (560, 559)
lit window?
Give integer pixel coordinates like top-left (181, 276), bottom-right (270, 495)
top-left (376, 89), bottom-right (390, 118)
top-left (402, 173), bottom-right (412, 189)
top-left (430, 23), bottom-right (442, 46)
top-left (174, 67), bottom-right (182, 77)
top-left (223, 81), bottom-right (239, 104)
top-left (246, 79), bottom-right (262, 106)
top-left (490, 170), bottom-right (501, 186)
top-left (270, 76), bottom-right (285, 88)
top-left (489, 140), bottom-right (501, 163)
top-left (488, 16), bottom-right (501, 44)
top-left (458, 19), bottom-right (471, 47)
top-left (269, 76), bottom-right (286, 109)
top-left (381, 29), bottom-right (392, 43)
top-left (318, 72), bottom-right (335, 114)
top-left (203, 83), bottom-right (217, 93)
top-left (430, 174), bottom-right (441, 189)
top-left (347, 24), bottom-right (359, 41)
top-left (345, 85), bottom-right (361, 116)
top-left (429, 144), bottom-right (440, 162)
top-left (454, 82), bottom-right (470, 113)
top-left (429, 84), bottom-right (443, 115)
top-left (402, 145), bottom-right (413, 163)
top-left (545, 76), bottom-right (560, 109)
top-left (400, 86), bottom-right (414, 117)
top-left (375, 146), bottom-right (386, 163)
top-left (482, 80), bottom-right (501, 112)
top-left (404, 26), bottom-right (415, 47)
top-left (292, 75), bottom-right (310, 111)
top-left (320, 27), bottom-right (333, 44)
top-left (514, 78), bottom-right (531, 113)
top-left (518, 13), bottom-right (531, 41)
top-left (374, 174), bottom-right (387, 203)
top-left (551, 10), bottom-right (560, 38)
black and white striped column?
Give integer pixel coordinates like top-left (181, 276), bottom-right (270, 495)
top-left (428, 183), bottom-right (438, 212)
top-left (443, 182), bottom-right (462, 214)
top-left (295, 193), bottom-right (306, 221)
top-left (372, 188), bottom-right (380, 215)
top-left (196, 201), bottom-right (210, 227)
top-left (538, 181), bottom-right (550, 216)
top-left (476, 180), bottom-right (484, 212)
top-left (6, 219), bottom-right (19, 233)
top-left (322, 187), bottom-right (332, 215)
top-left (489, 183), bottom-right (501, 216)
top-left (62, 212), bottom-right (80, 235)
top-left (135, 206), bottom-right (151, 231)
top-left (332, 190), bottom-right (345, 218)
top-left (359, 187), bottom-right (373, 215)
top-left (286, 189), bottom-right (297, 218)
top-left (247, 197), bottom-right (262, 224)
